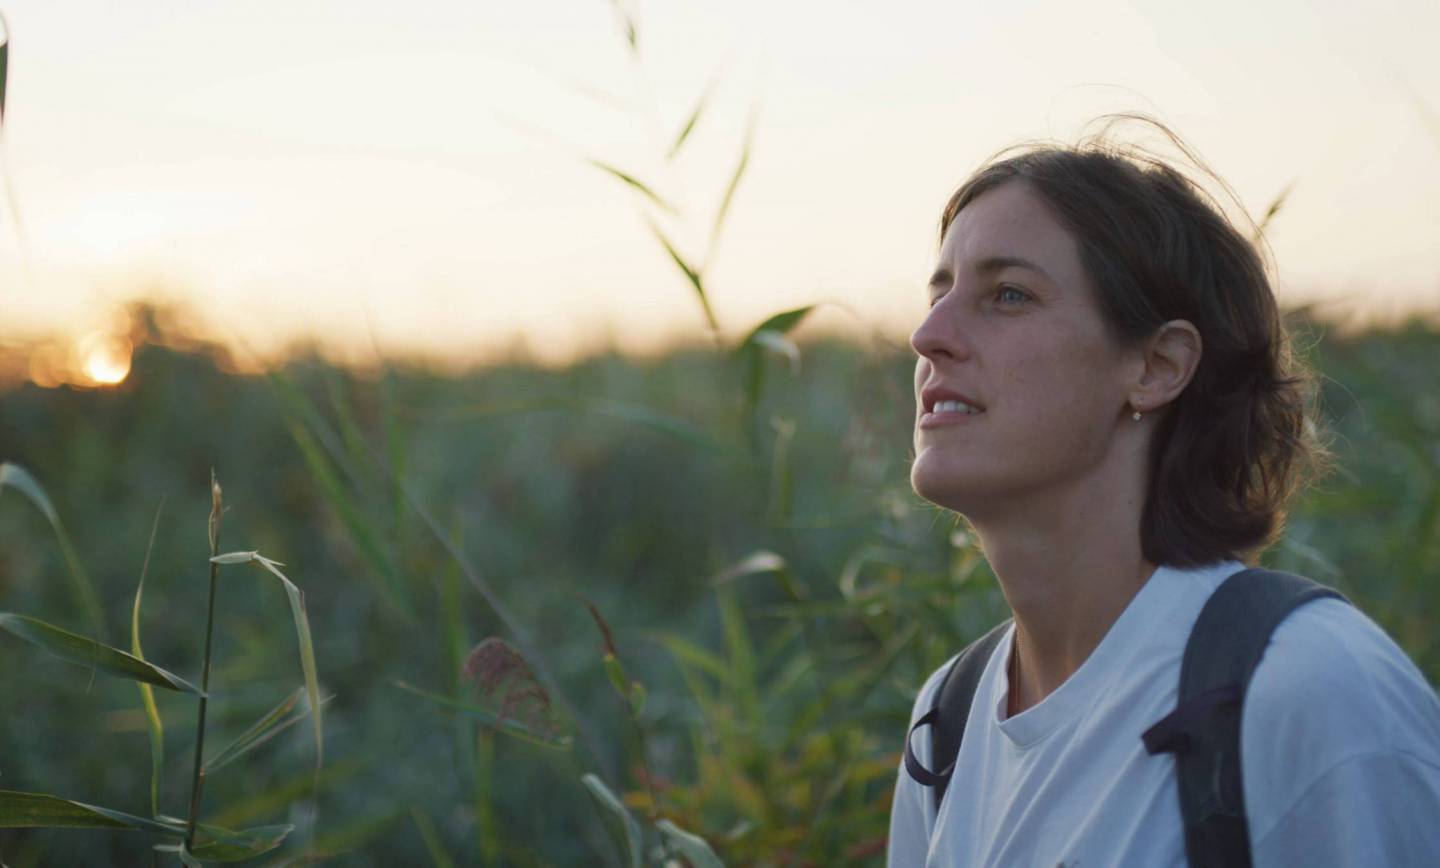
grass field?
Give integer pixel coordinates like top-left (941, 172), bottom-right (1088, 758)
top-left (0, 302), bottom-right (1436, 865)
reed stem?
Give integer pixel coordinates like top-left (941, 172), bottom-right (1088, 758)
top-left (184, 474), bottom-right (223, 850)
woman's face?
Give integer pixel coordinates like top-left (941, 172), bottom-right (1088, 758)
top-left (910, 180), bottom-right (1140, 518)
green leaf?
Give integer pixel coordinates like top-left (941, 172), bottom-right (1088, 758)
top-left (257, 557), bottom-right (323, 774)
top-left (668, 77), bottom-right (715, 159)
top-left (410, 808), bottom-right (457, 868)
top-left (154, 843), bottom-right (205, 868)
top-left (0, 613), bottom-right (202, 694)
top-left (283, 419), bottom-right (413, 618)
top-left (650, 632), bottom-right (731, 683)
top-left (0, 789), bottom-right (181, 834)
top-left (735, 307), bottom-right (814, 414)
top-left (132, 500), bottom-right (167, 817)
top-left (708, 103), bottom-right (757, 252)
top-left (589, 159), bottom-right (675, 213)
top-left (736, 307), bottom-right (814, 350)
top-left (390, 679), bottom-right (573, 749)
top-left (580, 773), bottom-right (642, 868)
top-left (1254, 179), bottom-right (1296, 240)
top-left (189, 824), bottom-right (294, 861)
top-left (649, 221), bottom-right (720, 339)
top-left (606, 0), bottom-right (639, 55)
top-left (0, 12), bottom-right (8, 121)
top-left (0, 462), bottom-right (107, 639)
top-left (204, 688), bottom-right (335, 773)
top-left (656, 818), bottom-right (727, 868)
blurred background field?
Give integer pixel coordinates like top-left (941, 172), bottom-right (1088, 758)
top-left (0, 299), bottom-right (1437, 864)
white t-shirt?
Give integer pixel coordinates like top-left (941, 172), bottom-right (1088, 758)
top-left (887, 558), bottom-right (1440, 867)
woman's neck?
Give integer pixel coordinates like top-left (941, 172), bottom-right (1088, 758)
top-left (972, 475), bottom-right (1157, 715)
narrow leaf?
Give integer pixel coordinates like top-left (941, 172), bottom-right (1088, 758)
top-left (656, 818), bottom-right (727, 868)
top-left (736, 307), bottom-right (814, 351)
top-left (714, 550), bottom-right (787, 585)
top-left (132, 499), bottom-right (167, 816)
top-left (648, 221), bottom-right (720, 338)
top-left (0, 790), bottom-right (182, 835)
top-left (1254, 179), bottom-right (1296, 240)
top-left (589, 159), bottom-right (675, 213)
top-left (708, 103), bottom-right (757, 252)
top-left (0, 12), bottom-right (8, 122)
top-left (250, 556), bottom-right (323, 775)
top-left (0, 462), bottom-right (106, 639)
top-left (211, 550), bottom-right (260, 565)
top-left (668, 78), bottom-right (715, 159)
top-left (0, 613), bottom-right (202, 694)
top-left (189, 823), bottom-right (294, 861)
top-left (411, 809), bottom-right (457, 868)
top-left (204, 689), bottom-right (335, 773)
top-left (580, 773), bottom-right (642, 868)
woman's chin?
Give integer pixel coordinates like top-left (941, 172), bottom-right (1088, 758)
top-left (910, 461), bottom-right (968, 510)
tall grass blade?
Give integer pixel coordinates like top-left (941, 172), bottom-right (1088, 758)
top-left (410, 809), bottom-right (457, 868)
top-left (715, 584), bottom-right (759, 722)
top-left (656, 818), bottom-right (726, 868)
top-left (580, 773), bottom-right (643, 868)
top-left (132, 499), bottom-right (167, 817)
top-left (0, 462), bottom-right (107, 639)
top-left (607, 0), bottom-right (639, 55)
top-left (590, 159), bottom-right (675, 212)
top-left (0, 613), bottom-right (202, 693)
top-left (284, 420), bottom-right (413, 618)
top-left (1254, 180), bottom-right (1296, 241)
top-left (648, 221), bottom-right (720, 339)
top-left (668, 79), bottom-right (714, 159)
top-left (708, 103), bottom-right (756, 254)
top-left (204, 689), bottom-right (335, 774)
top-left (0, 13), bottom-right (8, 122)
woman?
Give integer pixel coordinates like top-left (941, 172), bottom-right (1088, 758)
top-left (886, 115), bottom-right (1440, 867)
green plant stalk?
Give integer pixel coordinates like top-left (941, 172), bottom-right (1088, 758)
top-left (184, 482), bottom-right (223, 850)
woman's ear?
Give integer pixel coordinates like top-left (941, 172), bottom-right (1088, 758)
top-left (1131, 319), bottom-right (1202, 413)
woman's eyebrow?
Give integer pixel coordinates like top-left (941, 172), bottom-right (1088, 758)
top-left (928, 256), bottom-right (1053, 291)
top-left (975, 255), bottom-right (1053, 281)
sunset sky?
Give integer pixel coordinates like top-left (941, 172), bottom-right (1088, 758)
top-left (1, 0), bottom-right (1438, 369)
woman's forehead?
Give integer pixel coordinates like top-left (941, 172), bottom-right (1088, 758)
top-left (940, 183), bottom-right (1081, 278)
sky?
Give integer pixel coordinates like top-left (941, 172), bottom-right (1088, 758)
top-left (1, 0), bottom-right (1438, 371)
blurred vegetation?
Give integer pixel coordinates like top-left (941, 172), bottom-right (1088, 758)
top-left (0, 298), bottom-right (1436, 864)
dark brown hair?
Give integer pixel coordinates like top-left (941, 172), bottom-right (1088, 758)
top-left (939, 114), bottom-right (1335, 569)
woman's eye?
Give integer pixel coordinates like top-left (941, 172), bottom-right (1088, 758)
top-left (996, 285), bottom-right (1028, 304)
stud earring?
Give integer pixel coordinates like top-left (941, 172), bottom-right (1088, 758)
top-left (1132, 404), bottom-right (1143, 422)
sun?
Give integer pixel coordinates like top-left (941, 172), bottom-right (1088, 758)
top-left (79, 334), bottom-right (133, 386)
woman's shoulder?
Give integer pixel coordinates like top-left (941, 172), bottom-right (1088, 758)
top-left (1246, 596), bottom-right (1439, 738)
top-left (1242, 595), bottom-right (1440, 792)
top-left (1241, 594), bottom-right (1440, 852)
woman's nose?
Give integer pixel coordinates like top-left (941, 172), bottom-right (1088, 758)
top-left (910, 298), bottom-right (970, 362)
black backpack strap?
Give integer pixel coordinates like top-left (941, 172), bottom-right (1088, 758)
top-left (1142, 567), bottom-right (1349, 868)
top-left (903, 619), bottom-right (1012, 816)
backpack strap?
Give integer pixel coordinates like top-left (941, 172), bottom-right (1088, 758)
top-left (903, 618), bottom-right (1011, 816)
top-left (1142, 567), bottom-right (1349, 868)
